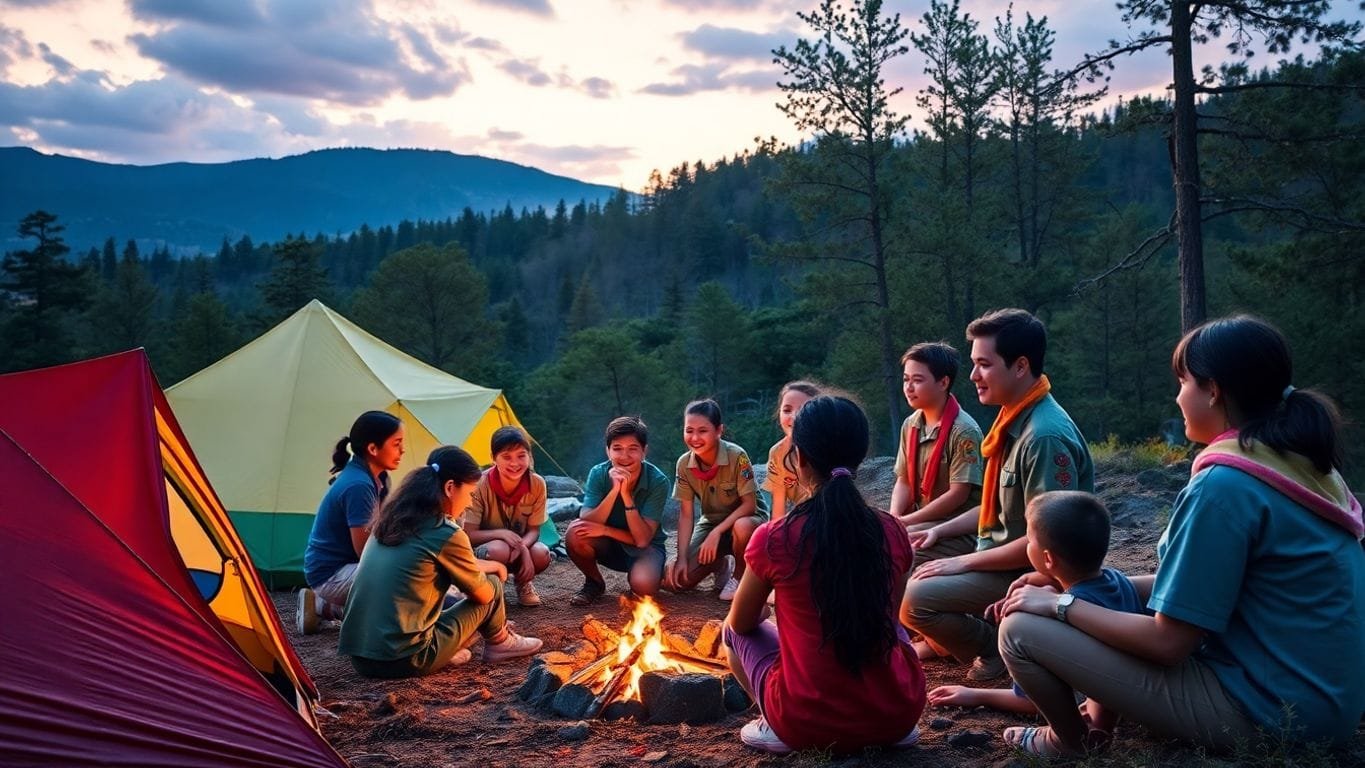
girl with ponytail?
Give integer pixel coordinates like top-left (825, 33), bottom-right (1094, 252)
top-left (723, 396), bottom-right (926, 755)
top-left (997, 315), bottom-right (1365, 757)
top-left (339, 446), bottom-right (543, 679)
top-left (299, 411), bottom-right (404, 635)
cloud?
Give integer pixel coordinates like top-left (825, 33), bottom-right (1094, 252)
top-left (0, 24), bottom-right (32, 73)
top-left (128, 0), bottom-right (267, 29)
top-left (580, 76), bottom-right (614, 99)
top-left (90, 38), bottom-right (116, 55)
top-left (128, 0), bottom-right (466, 106)
top-left (487, 127), bottom-right (523, 141)
top-left (641, 62), bottom-right (776, 96)
top-left (499, 57), bottom-right (552, 86)
top-left (680, 24), bottom-right (793, 61)
top-left (465, 36), bottom-right (505, 52)
top-left (36, 42), bottom-right (73, 76)
top-left (470, 0), bottom-right (554, 17)
top-left (511, 141), bottom-right (635, 180)
top-left (0, 0), bottom-right (69, 7)
top-left (660, 0), bottom-right (799, 11)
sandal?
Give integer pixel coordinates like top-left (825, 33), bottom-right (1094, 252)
top-left (1003, 726), bottom-right (1081, 758)
top-left (569, 578), bottom-right (606, 607)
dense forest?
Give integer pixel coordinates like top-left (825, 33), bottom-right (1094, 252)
top-left (2, 1), bottom-right (1361, 483)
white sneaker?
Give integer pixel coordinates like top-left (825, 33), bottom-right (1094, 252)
top-left (483, 630), bottom-right (543, 662)
top-left (719, 577), bottom-right (740, 602)
top-left (296, 588), bottom-right (319, 635)
top-left (710, 554), bottom-right (734, 592)
top-left (740, 716), bottom-right (792, 754)
top-left (516, 579), bottom-right (542, 606)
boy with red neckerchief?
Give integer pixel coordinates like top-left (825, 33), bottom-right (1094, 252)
top-left (889, 342), bottom-right (984, 560)
top-left (900, 309), bottom-right (1093, 683)
top-left (463, 427), bottom-right (552, 606)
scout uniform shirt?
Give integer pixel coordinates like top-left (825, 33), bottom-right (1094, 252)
top-left (463, 470), bottom-right (548, 536)
top-left (979, 393), bottom-right (1093, 550)
top-left (674, 440), bottom-right (769, 525)
top-left (892, 408), bottom-right (985, 517)
top-left (764, 439), bottom-right (812, 508)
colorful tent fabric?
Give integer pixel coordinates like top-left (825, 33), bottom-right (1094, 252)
top-left (0, 350), bottom-right (345, 768)
top-left (166, 299), bottom-right (541, 585)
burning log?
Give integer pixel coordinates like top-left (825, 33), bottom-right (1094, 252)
top-left (660, 649), bottom-right (729, 674)
top-left (581, 616), bottom-right (620, 655)
top-left (588, 638), bottom-right (647, 719)
top-left (564, 652), bottom-right (618, 689)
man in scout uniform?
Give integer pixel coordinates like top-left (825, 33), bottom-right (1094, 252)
top-left (901, 309), bottom-right (1093, 682)
top-left (889, 341), bottom-right (984, 563)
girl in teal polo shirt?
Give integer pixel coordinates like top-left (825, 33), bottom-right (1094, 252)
top-left (995, 315), bottom-right (1365, 757)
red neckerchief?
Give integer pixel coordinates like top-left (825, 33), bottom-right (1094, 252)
top-left (908, 395), bottom-right (960, 508)
top-left (488, 466), bottom-right (530, 506)
top-left (690, 451), bottom-right (722, 482)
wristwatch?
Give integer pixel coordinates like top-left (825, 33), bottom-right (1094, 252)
top-left (1055, 593), bottom-right (1076, 623)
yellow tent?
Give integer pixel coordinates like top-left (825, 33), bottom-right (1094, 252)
top-left (167, 299), bottom-right (526, 585)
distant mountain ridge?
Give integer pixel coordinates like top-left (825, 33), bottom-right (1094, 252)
top-left (0, 146), bottom-right (622, 253)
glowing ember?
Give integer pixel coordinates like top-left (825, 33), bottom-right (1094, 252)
top-left (596, 596), bottom-right (689, 700)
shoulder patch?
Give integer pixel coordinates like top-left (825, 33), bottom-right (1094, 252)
top-left (1053, 453), bottom-right (1071, 468)
top-left (1055, 469), bottom-right (1073, 487)
top-left (958, 438), bottom-right (979, 465)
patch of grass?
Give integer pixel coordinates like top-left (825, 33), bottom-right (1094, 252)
top-left (1091, 436), bottom-right (1192, 474)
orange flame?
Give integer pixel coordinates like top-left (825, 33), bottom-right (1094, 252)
top-left (596, 596), bottom-right (688, 700)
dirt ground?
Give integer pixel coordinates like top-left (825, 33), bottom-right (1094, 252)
top-left (275, 456), bottom-right (1363, 768)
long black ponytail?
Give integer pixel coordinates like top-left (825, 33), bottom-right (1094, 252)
top-left (784, 396), bottom-right (897, 676)
top-left (330, 410), bottom-right (403, 483)
top-left (371, 446), bottom-right (480, 546)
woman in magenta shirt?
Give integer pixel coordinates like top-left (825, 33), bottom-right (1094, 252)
top-left (723, 395), bottom-right (926, 754)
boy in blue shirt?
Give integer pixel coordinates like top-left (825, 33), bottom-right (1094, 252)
top-left (929, 491), bottom-right (1141, 742)
top-left (565, 416), bottom-right (669, 605)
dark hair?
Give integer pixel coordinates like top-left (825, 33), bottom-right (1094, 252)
top-left (782, 396), bottom-right (895, 676)
top-left (684, 398), bottom-right (724, 427)
top-left (902, 342), bottom-right (962, 391)
top-left (491, 425), bottom-right (531, 456)
top-left (966, 308), bottom-right (1047, 377)
top-left (1027, 491), bottom-right (1111, 576)
top-left (370, 446), bottom-right (481, 546)
top-left (604, 415), bottom-right (649, 447)
top-left (329, 411), bottom-right (402, 482)
top-left (1172, 315), bottom-right (1342, 473)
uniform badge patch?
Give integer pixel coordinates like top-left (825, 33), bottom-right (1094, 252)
top-left (1055, 470), bottom-right (1073, 487)
top-left (1053, 453), bottom-right (1071, 468)
top-left (960, 439), bottom-right (979, 465)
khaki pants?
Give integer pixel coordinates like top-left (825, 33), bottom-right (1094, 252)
top-left (901, 567), bottom-right (1019, 662)
top-left (999, 612), bottom-right (1258, 750)
top-left (906, 527), bottom-right (976, 566)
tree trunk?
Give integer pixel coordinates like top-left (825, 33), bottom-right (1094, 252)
top-left (1169, 1), bottom-right (1206, 331)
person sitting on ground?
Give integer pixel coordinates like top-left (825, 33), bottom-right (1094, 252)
top-left (901, 309), bottom-right (1093, 682)
top-left (665, 399), bottom-right (768, 601)
top-left (298, 411), bottom-right (404, 635)
top-left (929, 491), bottom-right (1142, 748)
top-left (463, 426), bottom-right (552, 607)
top-left (763, 381), bottom-right (822, 521)
top-left (339, 446), bottom-right (542, 678)
top-left (565, 416), bottom-right (669, 605)
top-left (996, 315), bottom-right (1365, 757)
top-left (724, 395), bottom-right (926, 755)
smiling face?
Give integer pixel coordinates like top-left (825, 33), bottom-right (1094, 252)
top-left (778, 389), bottom-right (813, 437)
top-left (1176, 374), bottom-right (1225, 444)
top-left (683, 412), bottom-right (722, 461)
top-left (493, 444), bottom-right (530, 482)
top-left (903, 359), bottom-right (948, 412)
top-left (607, 435), bottom-right (645, 472)
top-left (367, 425), bottom-right (405, 472)
top-left (970, 336), bottom-right (1029, 407)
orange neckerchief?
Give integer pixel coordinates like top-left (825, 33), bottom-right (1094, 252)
top-left (978, 375), bottom-right (1050, 538)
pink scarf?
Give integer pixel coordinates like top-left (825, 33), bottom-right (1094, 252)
top-left (1193, 429), bottom-right (1363, 539)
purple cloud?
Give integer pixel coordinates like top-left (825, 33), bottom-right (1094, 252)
top-left (499, 58), bottom-right (552, 87)
top-left (471, 0), bottom-right (554, 17)
top-left (642, 62), bottom-right (777, 96)
top-left (681, 24), bottom-right (793, 61)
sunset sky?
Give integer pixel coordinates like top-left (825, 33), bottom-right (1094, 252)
top-left (2, 0), bottom-right (1359, 188)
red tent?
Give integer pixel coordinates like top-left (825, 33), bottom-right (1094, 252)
top-left (0, 350), bottom-right (346, 767)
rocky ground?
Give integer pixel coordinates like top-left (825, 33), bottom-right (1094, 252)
top-left (274, 452), bottom-right (1363, 768)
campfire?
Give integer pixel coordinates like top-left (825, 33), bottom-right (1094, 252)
top-left (517, 597), bottom-right (749, 724)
